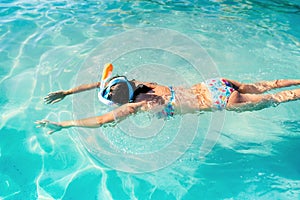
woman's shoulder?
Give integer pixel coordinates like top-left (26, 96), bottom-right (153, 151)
top-left (142, 81), bottom-right (159, 88)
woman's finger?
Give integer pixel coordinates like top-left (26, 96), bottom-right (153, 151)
top-left (35, 120), bottom-right (43, 125)
top-left (44, 96), bottom-right (54, 103)
top-left (47, 130), bottom-right (55, 135)
top-left (35, 120), bottom-right (47, 127)
top-left (51, 98), bottom-right (61, 104)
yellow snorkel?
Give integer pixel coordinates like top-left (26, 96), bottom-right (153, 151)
top-left (98, 63), bottom-right (114, 105)
top-left (101, 63), bottom-right (114, 88)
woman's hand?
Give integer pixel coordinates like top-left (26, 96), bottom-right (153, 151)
top-left (44, 91), bottom-right (67, 104)
top-left (35, 120), bottom-right (63, 135)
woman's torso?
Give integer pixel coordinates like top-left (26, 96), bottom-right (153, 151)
top-left (134, 81), bottom-right (213, 113)
top-left (173, 83), bottom-right (213, 113)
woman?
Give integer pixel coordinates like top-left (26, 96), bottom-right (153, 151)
top-left (36, 64), bottom-right (300, 134)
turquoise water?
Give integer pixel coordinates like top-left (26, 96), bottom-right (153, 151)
top-left (1, 0), bottom-right (300, 199)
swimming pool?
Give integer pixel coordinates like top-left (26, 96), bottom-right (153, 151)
top-left (1, 0), bottom-right (300, 199)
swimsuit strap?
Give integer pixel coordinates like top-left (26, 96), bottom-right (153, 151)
top-left (159, 86), bottom-right (176, 118)
top-left (169, 86), bottom-right (176, 104)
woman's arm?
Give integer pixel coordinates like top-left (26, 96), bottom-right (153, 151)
top-left (36, 101), bottom-right (145, 134)
top-left (44, 82), bottom-right (100, 104)
top-left (65, 82), bottom-right (101, 95)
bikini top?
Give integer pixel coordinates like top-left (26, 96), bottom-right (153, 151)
top-left (158, 86), bottom-right (176, 119)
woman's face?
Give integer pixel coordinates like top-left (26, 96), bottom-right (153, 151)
top-left (106, 84), bottom-right (117, 99)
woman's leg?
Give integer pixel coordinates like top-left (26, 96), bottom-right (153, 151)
top-left (225, 79), bottom-right (300, 94)
top-left (227, 89), bottom-right (300, 110)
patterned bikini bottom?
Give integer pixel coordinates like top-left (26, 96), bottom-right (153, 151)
top-left (204, 78), bottom-right (236, 110)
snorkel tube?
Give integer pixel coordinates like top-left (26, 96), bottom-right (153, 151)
top-left (98, 63), bottom-right (114, 105)
top-left (98, 63), bottom-right (135, 105)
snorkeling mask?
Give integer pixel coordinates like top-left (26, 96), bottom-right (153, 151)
top-left (98, 64), bottom-right (134, 105)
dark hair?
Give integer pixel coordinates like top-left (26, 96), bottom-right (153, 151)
top-left (107, 76), bottom-right (162, 105)
top-left (108, 79), bottom-right (136, 104)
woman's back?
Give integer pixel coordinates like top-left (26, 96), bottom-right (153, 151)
top-left (133, 81), bottom-right (213, 114)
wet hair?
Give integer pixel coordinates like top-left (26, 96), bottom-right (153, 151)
top-left (108, 76), bottom-right (152, 104)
